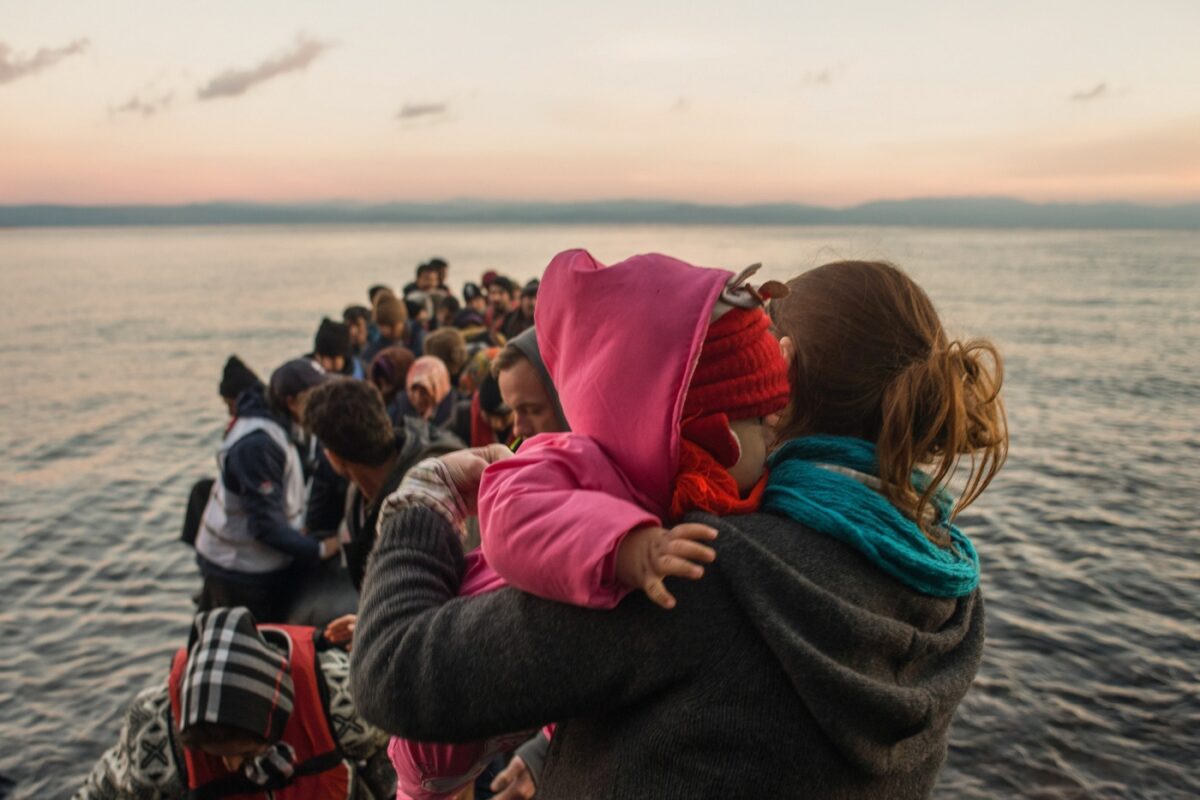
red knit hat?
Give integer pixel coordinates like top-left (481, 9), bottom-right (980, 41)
top-left (683, 306), bottom-right (790, 423)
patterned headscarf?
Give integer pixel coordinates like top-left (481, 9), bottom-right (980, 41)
top-left (407, 356), bottom-right (452, 408)
top-left (179, 607), bottom-right (294, 743)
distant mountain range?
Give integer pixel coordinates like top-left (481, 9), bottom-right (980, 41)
top-left (1, 197), bottom-right (1198, 229)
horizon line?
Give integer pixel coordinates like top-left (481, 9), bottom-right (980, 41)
top-left (4, 194), bottom-right (1200, 210)
top-left (2, 195), bottom-right (1198, 231)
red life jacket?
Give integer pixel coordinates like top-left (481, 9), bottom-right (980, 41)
top-left (167, 624), bottom-right (351, 800)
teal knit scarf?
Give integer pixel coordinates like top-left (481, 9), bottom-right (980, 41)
top-left (762, 436), bottom-right (979, 598)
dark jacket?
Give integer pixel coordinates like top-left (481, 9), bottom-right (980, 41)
top-left (351, 506), bottom-right (984, 799)
top-left (342, 418), bottom-right (463, 590)
top-left (497, 308), bottom-right (534, 341)
top-left (362, 323), bottom-right (425, 364)
top-left (305, 446), bottom-right (348, 536)
top-left (197, 387), bottom-right (319, 583)
top-left (389, 389), bottom-right (457, 430)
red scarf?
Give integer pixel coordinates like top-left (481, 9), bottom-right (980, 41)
top-left (669, 438), bottom-right (767, 521)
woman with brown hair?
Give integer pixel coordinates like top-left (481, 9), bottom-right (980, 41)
top-left (761, 260), bottom-right (1007, 596)
top-left (350, 259), bottom-right (1008, 799)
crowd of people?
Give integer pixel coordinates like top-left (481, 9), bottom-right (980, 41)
top-left (76, 250), bottom-right (1009, 800)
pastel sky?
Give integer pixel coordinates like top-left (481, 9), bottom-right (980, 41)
top-left (2, 0), bottom-right (1198, 205)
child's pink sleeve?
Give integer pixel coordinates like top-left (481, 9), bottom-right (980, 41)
top-left (478, 433), bottom-right (661, 609)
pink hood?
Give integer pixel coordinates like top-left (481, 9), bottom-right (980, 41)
top-left (534, 249), bottom-right (732, 514)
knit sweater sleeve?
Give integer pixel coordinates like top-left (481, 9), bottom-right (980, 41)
top-left (478, 434), bottom-right (660, 609)
top-left (72, 684), bottom-right (185, 800)
top-left (350, 504), bottom-right (714, 743)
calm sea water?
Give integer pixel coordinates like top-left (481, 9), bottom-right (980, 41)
top-left (1, 225), bottom-right (1197, 799)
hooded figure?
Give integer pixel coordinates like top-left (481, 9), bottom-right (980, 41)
top-left (392, 356), bottom-right (455, 428)
top-left (479, 250), bottom-right (783, 607)
top-left (505, 327), bottom-right (569, 433)
top-left (165, 609), bottom-right (348, 796)
top-left (376, 251), bottom-right (790, 799)
top-left (76, 607), bottom-right (392, 799)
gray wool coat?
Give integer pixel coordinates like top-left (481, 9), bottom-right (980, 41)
top-left (350, 505), bottom-right (984, 799)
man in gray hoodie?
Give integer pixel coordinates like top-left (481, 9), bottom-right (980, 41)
top-left (494, 327), bottom-right (569, 439)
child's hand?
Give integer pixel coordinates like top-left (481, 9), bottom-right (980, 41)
top-left (615, 523), bottom-right (718, 609)
top-left (323, 614), bottom-right (356, 650)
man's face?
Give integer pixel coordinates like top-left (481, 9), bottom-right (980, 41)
top-left (416, 271), bottom-right (439, 291)
top-left (488, 284), bottom-right (511, 314)
top-left (519, 294), bottom-right (536, 318)
top-left (468, 295), bottom-right (487, 313)
top-left (348, 319), bottom-right (368, 348)
top-left (316, 353), bottom-right (345, 374)
top-left (499, 358), bottom-right (563, 438)
top-left (407, 384), bottom-right (435, 419)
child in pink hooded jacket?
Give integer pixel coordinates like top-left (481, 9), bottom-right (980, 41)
top-left (380, 249), bottom-right (790, 799)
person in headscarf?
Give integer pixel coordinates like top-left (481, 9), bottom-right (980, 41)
top-left (74, 607), bottom-right (391, 800)
top-left (393, 356), bottom-right (454, 428)
top-left (368, 345), bottom-right (417, 422)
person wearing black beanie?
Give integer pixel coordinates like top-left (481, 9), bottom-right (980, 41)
top-left (311, 318), bottom-right (351, 375)
top-left (219, 355), bottom-right (261, 416)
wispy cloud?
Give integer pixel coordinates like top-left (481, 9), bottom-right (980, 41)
top-left (111, 90), bottom-right (174, 117)
top-left (397, 102), bottom-right (449, 121)
top-left (197, 34), bottom-right (332, 100)
top-left (798, 63), bottom-right (847, 89)
top-left (800, 68), bottom-right (834, 87)
top-left (0, 38), bottom-right (89, 85)
top-left (1071, 82), bottom-right (1110, 102)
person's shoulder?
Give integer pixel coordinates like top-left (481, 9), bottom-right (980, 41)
top-left (684, 509), bottom-right (879, 592)
top-left (690, 509), bottom-right (856, 557)
top-left (226, 427), bottom-right (286, 466)
top-left (689, 509), bottom-right (976, 622)
top-left (684, 509), bottom-right (810, 549)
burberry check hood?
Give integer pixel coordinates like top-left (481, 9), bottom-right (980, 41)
top-left (180, 607), bottom-right (294, 743)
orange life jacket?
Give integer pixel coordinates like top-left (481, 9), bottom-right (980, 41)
top-left (167, 625), bottom-right (351, 800)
